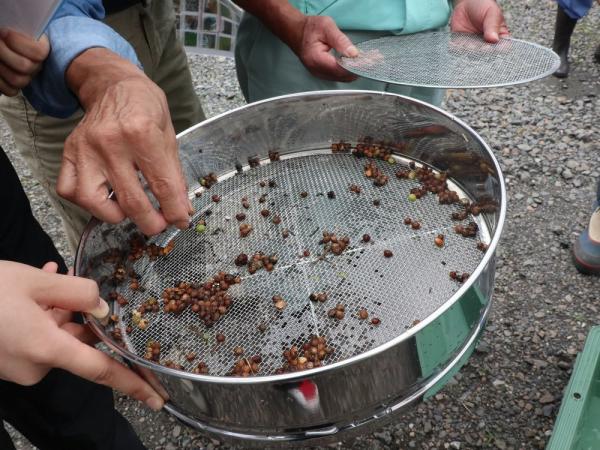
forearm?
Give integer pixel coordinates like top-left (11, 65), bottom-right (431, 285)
top-left (233, 0), bottom-right (306, 53)
top-left (66, 48), bottom-right (143, 109)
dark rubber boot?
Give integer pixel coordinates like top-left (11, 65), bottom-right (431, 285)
top-left (552, 7), bottom-right (577, 78)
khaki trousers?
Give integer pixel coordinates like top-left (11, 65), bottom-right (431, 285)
top-left (0, 1), bottom-right (204, 253)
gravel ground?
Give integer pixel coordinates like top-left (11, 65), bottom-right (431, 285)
top-left (3, 1), bottom-right (600, 448)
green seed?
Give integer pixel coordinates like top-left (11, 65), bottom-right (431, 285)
top-left (200, 179), bottom-right (207, 186)
top-left (408, 171), bottom-right (416, 180)
top-left (202, 333), bottom-right (211, 342)
top-left (195, 223), bottom-right (206, 233)
top-left (408, 193), bottom-right (417, 202)
top-left (387, 157), bottom-right (396, 164)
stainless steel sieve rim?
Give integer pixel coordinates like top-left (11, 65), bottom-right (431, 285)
top-left (78, 90), bottom-right (507, 385)
top-left (338, 34), bottom-right (561, 89)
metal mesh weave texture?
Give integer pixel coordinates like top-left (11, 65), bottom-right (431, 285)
top-left (338, 32), bottom-right (560, 89)
top-left (107, 152), bottom-right (489, 377)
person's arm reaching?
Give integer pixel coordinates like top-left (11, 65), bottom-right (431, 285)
top-left (234, 0), bottom-right (358, 82)
top-left (451, 0), bottom-right (510, 43)
top-left (21, 0), bottom-right (192, 236)
top-left (0, 260), bottom-right (164, 411)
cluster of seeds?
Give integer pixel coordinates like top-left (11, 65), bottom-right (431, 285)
top-left (238, 252), bottom-right (279, 274)
top-left (364, 161), bottom-right (389, 187)
top-left (144, 340), bottom-right (161, 362)
top-left (403, 217), bottom-right (421, 230)
top-left (230, 355), bottom-right (262, 377)
top-left (309, 292), bottom-right (328, 303)
top-left (162, 272), bottom-right (240, 327)
top-left (200, 172), bottom-right (218, 189)
top-left (454, 222), bottom-right (479, 238)
top-left (331, 141), bottom-right (351, 153)
top-left (131, 309), bottom-right (149, 330)
top-left (449, 271), bottom-right (470, 283)
top-left (327, 303), bottom-right (346, 320)
top-left (127, 234), bottom-right (175, 262)
top-left (320, 231), bottom-right (350, 256)
top-left (352, 137), bottom-right (394, 162)
top-left (277, 335), bottom-right (334, 373)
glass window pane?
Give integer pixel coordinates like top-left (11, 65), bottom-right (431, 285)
top-left (184, 32), bottom-right (197, 46)
top-left (203, 15), bottom-right (217, 32)
top-left (185, 15), bottom-right (198, 30)
top-left (218, 36), bottom-right (231, 51)
top-left (185, 0), bottom-right (199, 11)
top-left (202, 33), bottom-right (216, 48)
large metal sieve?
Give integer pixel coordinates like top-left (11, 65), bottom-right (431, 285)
top-left (77, 91), bottom-right (506, 445)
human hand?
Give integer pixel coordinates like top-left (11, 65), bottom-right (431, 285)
top-left (58, 48), bottom-right (193, 236)
top-left (0, 29), bottom-right (49, 96)
top-left (0, 260), bottom-right (164, 411)
top-left (451, 0), bottom-right (510, 43)
top-left (289, 16), bottom-right (359, 82)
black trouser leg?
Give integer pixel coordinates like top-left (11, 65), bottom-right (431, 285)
top-left (0, 148), bottom-right (145, 450)
top-left (552, 6), bottom-right (578, 78)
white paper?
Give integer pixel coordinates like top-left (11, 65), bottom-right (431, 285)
top-left (0, 0), bottom-right (63, 38)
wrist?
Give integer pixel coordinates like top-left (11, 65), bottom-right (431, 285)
top-left (66, 48), bottom-right (144, 109)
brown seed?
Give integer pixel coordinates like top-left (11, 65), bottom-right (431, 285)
top-left (259, 181), bottom-right (266, 187)
top-left (211, 194), bottom-right (221, 203)
top-left (371, 317), bottom-right (381, 325)
top-left (233, 346), bottom-right (244, 356)
top-left (362, 234), bottom-right (371, 243)
top-left (411, 221), bottom-right (421, 230)
top-left (449, 271), bottom-right (458, 280)
top-left (434, 236), bottom-right (444, 247)
top-left (268, 180), bottom-right (276, 188)
top-left (258, 194), bottom-right (267, 203)
top-left (300, 191), bottom-right (308, 198)
top-left (358, 309), bottom-right (369, 320)
top-left (235, 212), bottom-right (246, 221)
top-left (260, 209), bottom-right (270, 217)
top-left (257, 323), bottom-right (267, 332)
top-left (185, 352), bottom-right (197, 361)
top-left (216, 333), bottom-right (225, 342)
top-left (383, 249), bottom-right (393, 258)
top-left (302, 249), bottom-right (310, 257)
top-left (272, 215), bottom-right (282, 225)
top-left (327, 308), bottom-right (336, 318)
top-left (404, 217), bottom-right (412, 225)
top-left (335, 310), bottom-right (345, 320)
top-left (275, 297), bottom-right (287, 311)
top-left (282, 229), bottom-right (290, 238)
top-left (242, 199), bottom-right (250, 209)
top-left (235, 253), bottom-right (248, 266)
top-left (309, 293), bottom-right (318, 302)
top-left (316, 292), bottom-right (328, 303)
top-left (373, 199), bottom-right (381, 206)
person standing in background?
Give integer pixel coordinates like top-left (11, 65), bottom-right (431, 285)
top-left (552, 0), bottom-right (600, 78)
top-left (234, 0), bottom-right (509, 106)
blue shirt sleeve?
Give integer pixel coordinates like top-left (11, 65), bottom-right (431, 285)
top-left (23, 0), bottom-right (142, 119)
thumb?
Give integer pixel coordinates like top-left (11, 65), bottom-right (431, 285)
top-left (482, 6), bottom-right (504, 43)
top-left (322, 18), bottom-right (358, 57)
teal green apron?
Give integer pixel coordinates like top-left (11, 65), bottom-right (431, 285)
top-left (235, 0), bottom-right (452, 105)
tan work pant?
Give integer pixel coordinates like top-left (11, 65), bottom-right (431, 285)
top-left (0, 1), bottom-right (205, 253)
